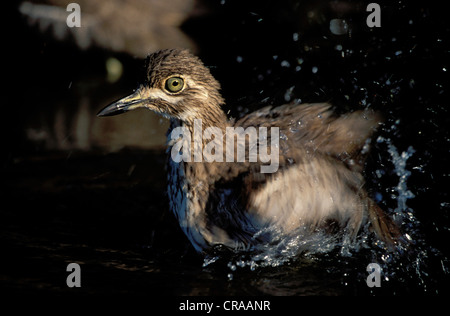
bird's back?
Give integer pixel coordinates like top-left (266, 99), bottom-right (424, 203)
top-left (235, 102), bottom-right (381, 172)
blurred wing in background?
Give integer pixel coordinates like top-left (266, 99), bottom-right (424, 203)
top-left (19, 0), bottom-right (199, 57)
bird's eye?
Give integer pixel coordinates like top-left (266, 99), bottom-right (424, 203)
top-left (165, 77), bottom-right (184, 93)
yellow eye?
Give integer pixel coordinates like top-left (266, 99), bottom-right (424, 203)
top-left (165, 77), bottom-right (184, 93)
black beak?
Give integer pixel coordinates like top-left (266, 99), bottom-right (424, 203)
top-left (97, 89), bottom-right (146, 117)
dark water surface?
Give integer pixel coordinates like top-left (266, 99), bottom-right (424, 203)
top-left (2, 148), bottom-right (448, 296)
top-left (3, 1), bottom-right (450, 296)
top-left (2, 150), bottom-right (341, 296)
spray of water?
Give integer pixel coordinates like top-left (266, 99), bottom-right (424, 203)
top-left (387, 140), bottom-right (416, 224)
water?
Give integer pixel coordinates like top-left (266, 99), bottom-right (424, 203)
top-left (5, 140), bottom-right (447, 295)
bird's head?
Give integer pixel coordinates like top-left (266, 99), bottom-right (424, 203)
top-left (98, 49), bottom-right (226, 126)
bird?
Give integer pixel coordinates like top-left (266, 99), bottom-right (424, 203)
top-left (19, 0), bottom-right (198, 57)
top-left (97, 48), bottom-right (400, 254)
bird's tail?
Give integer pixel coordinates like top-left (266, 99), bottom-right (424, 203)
top-left (367, 199), bottom-right (402, 249)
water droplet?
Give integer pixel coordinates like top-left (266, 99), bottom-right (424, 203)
top-left (227, 261), bottom-right (237, 271)
top-left (330, 18), bottom-right (349, 35)
top-left (203, 256), bottom-right (219, 267)
top-left (375, 170), bottom-right (385, 178)
top-left (312, 66), bottom-right (318, 74)
top-left (284, 86), bottom-right (295, 102)
top-left (236, 260), bottom-right (246, 268)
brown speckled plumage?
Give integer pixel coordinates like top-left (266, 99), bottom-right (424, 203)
top-left (98, 48), bottom-right (400, 253)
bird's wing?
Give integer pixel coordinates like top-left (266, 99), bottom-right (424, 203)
top-left (235, 102), bottom-right (382, 172)
top-left (225, 103), bottom-right (402, 248)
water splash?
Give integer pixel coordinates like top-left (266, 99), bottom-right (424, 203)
top-left (387, 141), bottom-right (416, 218)
top-left (202, 130), bottom-right (447, 294)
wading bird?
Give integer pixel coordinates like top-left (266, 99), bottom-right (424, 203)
top-left (98, 48), bottom-right (399, 253)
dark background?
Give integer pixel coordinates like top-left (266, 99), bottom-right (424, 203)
top-left (1, 0), bottom-right (449, 295)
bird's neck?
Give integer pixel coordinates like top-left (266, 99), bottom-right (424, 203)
top-left (166, 112), bottom-right (240, 252)
top-left (167, 114), bottom-right (230, 168)
top-left (180, 102), bottom-right (230, 131)
top-left (169, 98), bottom-right (233, 162)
